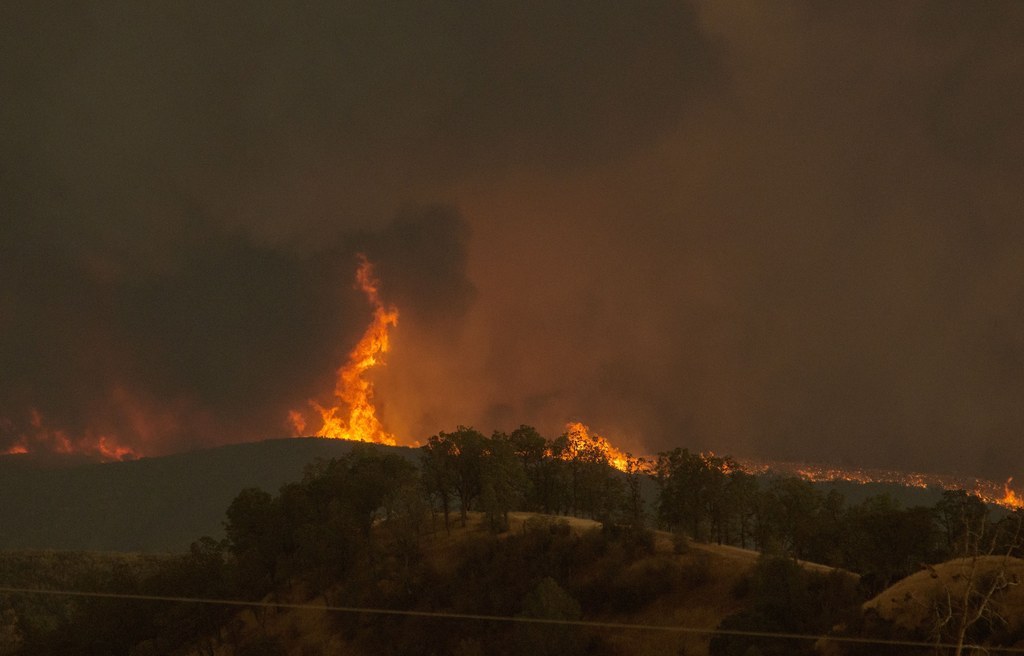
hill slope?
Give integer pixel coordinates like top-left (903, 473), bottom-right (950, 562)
top-left (0, 437), bottom-right (980, 553)
top-left (865, 555), bottom-right (1024, 633)
top-left (182, 513), bottom-right (835, 656)
top-left (0, 437), bottom-right (416, 552)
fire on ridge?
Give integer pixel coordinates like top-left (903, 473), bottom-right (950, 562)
top-left (278, 253), bottom-right (1024, 511)
top-left (554, 423), bottom-right (1024, 511)
top-left (2, 255), bottom-right (1018, 504)
top-left (556, 422), bottom-right (1024, 511)
top-left (8, 252), bottom-right (1009, 511)
top-left (1, 408), bottom-right (138, 461)
top-left (728, 459), bottom-right (1024, 511)
top-left (561, 421), bottom-right (632, 472)
top-left (288, 255), bottom-right (398, 445)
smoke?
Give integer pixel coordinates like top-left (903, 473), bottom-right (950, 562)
top-left (0, 202), bottom-right (474, 455)
top-left (2, 2), bottom-right (1024, 477)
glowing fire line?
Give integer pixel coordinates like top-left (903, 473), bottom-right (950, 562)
top-left (2, 408), bottom-right (138, 461)
top-left (554, 423), bottom-right (1024, 511)
top-left (736, 458), bottom-right (1024, 511)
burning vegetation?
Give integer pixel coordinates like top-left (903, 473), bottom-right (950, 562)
top-left (3, 254), bottom-right (1023, 520)
top-left (1, 408), bottom-right (137, 461)
top-left (561, 421), bottom-right (632, 472)
top-left (738, 459), bottom-right (1024, 511)
top-left (277, 254), bottom-right (1024, 513)
top-left (288, 255), bottom-right (398, 445)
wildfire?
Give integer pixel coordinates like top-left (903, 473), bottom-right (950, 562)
top-left (2, 408), bottom-right (138, 461)
top-left (1001, 478), bottom-right (1024, 510)
top-left (561, 421), bottom-right (632, 472)
top-left (290, 255), bottom-right (398, 445)
top-left (742, 458), bottom-right (1024, 511)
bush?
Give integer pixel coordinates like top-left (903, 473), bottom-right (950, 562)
top-left (680, 553), bottom-right (712, 588)
top-left (237, 636), bottom-right (287, 656)
top-left (601, 522), bottom-right (655, 557)
top-left (605, 556), bottom-right (683, 612)
top-left (673, 531), bottom-right (690, 554)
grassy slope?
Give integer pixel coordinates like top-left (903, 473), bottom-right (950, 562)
top-left (0, 550), bottom-right (177, 648)
top-left (208, 512), bottom-right (853, 656)
top-left (863, 555), bottom-right (1024, 635)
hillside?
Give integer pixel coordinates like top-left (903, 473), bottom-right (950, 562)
top-left (0, 436), bottom-right (993, 553)
top-left (0, 437), bottom-right (416, 552)
top-left (0, 511), bottom-right (862, 656)
top-left (5, 433), bottom-right (963, 655)
top-left (200, 512), bottom-right (777, 656)
top-left (864, 556), bottom-right (1024, 640)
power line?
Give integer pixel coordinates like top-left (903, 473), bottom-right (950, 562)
top-left (2, 585), bottom-right (1023, 653)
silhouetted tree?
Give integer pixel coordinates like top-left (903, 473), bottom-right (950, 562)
top-left (224, 487), bottom-right (281, 596)
top-left (725, 470), bottom-right (760, 549)
top-left (508, 424), bottom-right (549, 509)
top-left (843, 495), bottom-right (941, 592)
top-left (770, 477), bottom-right (823, 561)
top-left (447, 427), bottom-right (488, 526)
top-left (655, 448), bottom-right (730, 541)
top-left (421, 434), bottom-right (457, 531)
top-left (479, 432), bottom-right (525, 532)
top-left (935, 489), bottom-right (989, 558)
top-left (622, 455), bottom-right (648, 530)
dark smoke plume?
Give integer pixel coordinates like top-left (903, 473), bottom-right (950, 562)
top-left (2, 2), bottom-right (1024, 479)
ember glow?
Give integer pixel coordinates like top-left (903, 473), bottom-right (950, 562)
top-left (555, 425), bottom-right (1024, 511)
top-left (737, 458), bottom-right (1024, 511)
top-left (1, 408), bottom-right (138, 461)
top-left (289, 255), bottom-right (399, 445)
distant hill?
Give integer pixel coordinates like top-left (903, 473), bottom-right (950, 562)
top-left (809, 479), bottom-right (946, 508)
top-left (0, 438), bottom-right (982, 553)
top-left (0, 437), bottom-right (418, 552)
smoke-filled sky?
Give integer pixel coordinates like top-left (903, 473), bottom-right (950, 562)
top-left (2, 2), bottom-right (1023, 478)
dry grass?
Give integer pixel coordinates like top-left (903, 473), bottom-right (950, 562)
top-left (595, 547), bottom-right (755, 656)
top-left (506, 511), bottom-right (601, 532)
top-left (190, 513), bottom-right (855, 656)
top-left (864, 555), bottom-right (1024, 634)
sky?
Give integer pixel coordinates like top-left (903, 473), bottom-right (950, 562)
top-left (1, 2), bottom-right (1023, 478)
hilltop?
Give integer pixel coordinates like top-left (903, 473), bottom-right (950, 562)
top-left (0, 436), bottom-right (1000, 553)
top-left (0, 438), bottom-right (414, 551)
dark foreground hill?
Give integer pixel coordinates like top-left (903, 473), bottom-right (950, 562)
top-left (0, 437), bottom-right (415, 552)
top-left (0, 513), bottom-right (862, 656)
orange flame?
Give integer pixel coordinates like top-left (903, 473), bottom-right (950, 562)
top-left (290, 255), bottom-right (398, 445)
top-left (1001, 477), bottom-right (1024, 510)
top-left (2, 408), bottom-right (139, 461)
top-left (561, 421), bottom-right (631, 472)
top-left (92, 435), bottom-right (138, 461)
top-left (741, 459), bottom-right (1024, 511)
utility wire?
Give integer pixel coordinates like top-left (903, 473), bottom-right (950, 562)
top-left (3, 585), bottom-right (1024, 653)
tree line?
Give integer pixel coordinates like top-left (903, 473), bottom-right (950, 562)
top-left (652, 447), bottom-right (1024, 595)
top-left (219, 426), bottom-right (1024, 608)
top-left (5, 424), bottom-right (1023, 655)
